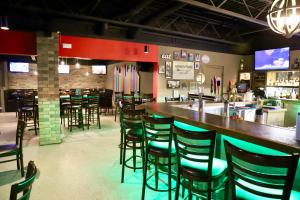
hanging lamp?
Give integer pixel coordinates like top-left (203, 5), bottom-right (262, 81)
top-left (267, 0), bottom-right (300, 38)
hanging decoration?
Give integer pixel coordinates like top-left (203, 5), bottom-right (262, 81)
top-left (114, 64), bottom-right (139, 94)
top-left (267, 0), bottom-right (300, 38)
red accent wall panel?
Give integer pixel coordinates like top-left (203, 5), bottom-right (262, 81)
top-left (153, 62), bottom-right (158, 100)
top-left (0, 30), bottom-right (36, 55)
top-left (59, 35), bottom-right (159, 62)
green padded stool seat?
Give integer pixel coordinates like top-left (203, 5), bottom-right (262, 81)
top-left (236, 179), bottom-right (300, 200)
top-left (181, 155), bottom-right (227, 177)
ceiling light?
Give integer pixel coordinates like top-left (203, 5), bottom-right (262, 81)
top-left (267, 0), bottom-right (300, 38)
top-left (85, 72), bottom-right (89, 76)
top-left (33, 71), bottom-right (38, 75)
top-left (75, 59), bottom-right (80, 69)
top-left (0, 16), bottom-right (9, 30)
top-left (144, 45), bottom-right (149, 54)
top-left (60, 59), bottom-right (65, 65)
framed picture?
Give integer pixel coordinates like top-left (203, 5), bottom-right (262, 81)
top-left (172, 61), bottom-right (194, 80)
top-left (159, 65), bottom-right (165, 74)
top-left (188, 53), bottom-right (194, 61)
top-left (165, 61), bottom-right (172, 79)
top-left (167, 80), bottom-right (180, 89)
top-left (194, 62), bottom-right (200, 70)
top-left (173, 51), bottom-right (180, 60)
top-left (181, 50), bottom-right (187, 59)
top-left (195, 53), bottom-right (201, 61)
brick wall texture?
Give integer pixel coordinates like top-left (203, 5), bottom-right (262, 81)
top-left (37, 33), bottom-right (61, 145)
top-left (7, 64), bottom-right (105, 89)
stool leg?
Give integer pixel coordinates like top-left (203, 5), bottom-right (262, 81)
top-left (20, 153), bottom-right (24, 177)
top-left (120, 128), bottom-right (123, 165)
top-left (188, 180), bottom-right (193, 200)
top-left (141, 151), bottom-right (149, 200)
top-left (121, 140), bottom-right (127, 183)
top-left (175, 170), bottom-right (180, 200)
top-left (133, 142), bottom-right (136, 172)
top-left (16, 155), bottom-right (20, 170)
top-left (155, 157), bottom-right (159, 190)
top-left (168, 156), bottom-right (172, 200)
top-left (207, 182), bottom-right (212, 200)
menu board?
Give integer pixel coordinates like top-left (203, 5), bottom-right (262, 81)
top-left (58, 65), bottom-right (70, 74)
top-left (172, 61), bottom-right (194, 80)
top-left (9, 62), bottom-right (29, 72)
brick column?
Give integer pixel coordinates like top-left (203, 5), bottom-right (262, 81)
top-left (37, 32), bottom-right (61, 145)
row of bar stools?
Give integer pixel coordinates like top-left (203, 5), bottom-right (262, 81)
top-left (120, 108), bottom-right (145, 183)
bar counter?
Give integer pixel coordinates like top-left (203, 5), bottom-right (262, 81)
top-left (143, 102), bottom-right (300, 154)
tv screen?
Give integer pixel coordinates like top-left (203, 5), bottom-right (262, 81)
top-left (58, 65), bottom-right (69, 74)
top-left (9, 62), bottom-right (29, 72)
top-left (255, 47), bottom-right (290, 70)
top-left (92, 65), bottom-right (106, 74)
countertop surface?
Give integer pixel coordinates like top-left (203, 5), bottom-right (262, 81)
top-left (143, 102), bottom-right (300, 154)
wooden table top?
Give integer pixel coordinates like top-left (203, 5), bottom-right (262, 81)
top-left (142, 102), bottom-right (300, 154)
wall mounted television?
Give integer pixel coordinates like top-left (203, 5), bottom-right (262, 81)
top-left (92, 65), bottom-right (106, 74)
top-left (9, 62), bottom-right (29, 73)
top-left (58, 64), bottom-right (70, 74)
top-left (255, 47), bottom-right (290, 71)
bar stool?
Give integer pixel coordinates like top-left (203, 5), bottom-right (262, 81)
top-left (84, 95), bottom-right (100, 129)
top-left (119, 100), bottom-right (135, 165)
top-left (60, 96), bottom-right (70, 127)
top-left (141, 115), bottom-right (175, 200)
top-left (172, 125), bottom-right (228, 200)
top-left (224, 140), bottom-right (300, 200)
top-left (19, 95), bottom-right (38, 135)
top-left (68, 95), bottom-right (84, 132)
top-left (114, 92), bottom-right (123, 122)
top-left (120, 108), bottom-right (145, 183)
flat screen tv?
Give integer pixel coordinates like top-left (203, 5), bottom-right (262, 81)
top-left (58, 65), bottom-right (69, 74)
top-left (255, 47), bottom-right (290, 70)
top-left (9, 62), bottom-right (29, 72)
top-left (92, 65), bottom-right (106, 74)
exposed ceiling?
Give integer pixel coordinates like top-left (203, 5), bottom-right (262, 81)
top-left (0, 0), bottom-right (299, 54)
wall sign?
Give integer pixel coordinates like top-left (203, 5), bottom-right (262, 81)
top-left (62, 43), bottom-right (72, 49)
top-left (172, 61), bottom-right (194, 80)
top-left (161, 54), bottom-right (172, 59)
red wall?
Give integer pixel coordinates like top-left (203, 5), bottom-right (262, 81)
top-left (0, 30), bottom-right (36, 55)
top-left (59, 35), bottom-right (159, 62)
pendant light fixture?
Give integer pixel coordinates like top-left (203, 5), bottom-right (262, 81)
top-left (0, 16), bottom-right (9, 30)
top-left (267, 0), bottom-right (300, 38)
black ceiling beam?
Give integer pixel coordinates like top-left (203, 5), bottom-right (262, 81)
top-left (142, 2), bottom-right (187, 26)
top-left (114, 0), bottom-right (155, 20)
top-left (0, 4), bottom-right (241, 45)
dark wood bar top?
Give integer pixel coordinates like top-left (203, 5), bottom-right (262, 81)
top-left (143, 102), bottom-right (300, 154)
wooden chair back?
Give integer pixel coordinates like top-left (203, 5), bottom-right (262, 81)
top-left (9, 161), bottom-right (37, 200)
top-left (224, 140), bottom-right (299, 199)
top-left (16, 120), bottom-right (26, 150)
top-left (142, 115), bottom-right (174, 150)
top-left (172, 125), bottom-right (216, 181)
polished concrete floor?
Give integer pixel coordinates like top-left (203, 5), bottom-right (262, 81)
top-left (0, 112), bottom-right (182, 200)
